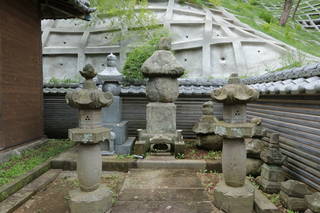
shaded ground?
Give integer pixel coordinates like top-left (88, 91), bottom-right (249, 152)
top-left (182, 139), bottom-right (221, 161)
top-left (14, 171), bottom-right (126, 213)
top-left (112, 169), bottom-right (222, 213)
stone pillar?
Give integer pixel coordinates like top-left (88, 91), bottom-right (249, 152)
top-left (257, 133), bottom-right (286, 193)
top-left (98, 53), bottom-right (135, 155)
top-left (66, 64), bottom-right (114, 213)
top-left (211, 73), bottom-right (259, 213)
top-left (133, 37), bottom-right (185, 156)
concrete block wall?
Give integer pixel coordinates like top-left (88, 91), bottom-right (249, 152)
top-left (41, 0), bottom-right (319, 82)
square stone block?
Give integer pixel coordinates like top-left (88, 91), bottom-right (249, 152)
top-left (280, 191), bottom-right (307, 212)
top-left (214, 122), bottom-right (255, 139)
top-left (214, 181), bottom-right (254, 213)
top-left (256, 176), bottom-right (281, 194)
top-left (104, 121), bottom-right (128, 145)
top-left (134, 140), bottom-right (147, 155)
top-left (68, 185), bottom-right (112, 213)
top-left (174, 142), bottom-right (185, 156)
top-left (261, 164), bottom-right (285, 182)
top-left (69, 127), bottom-right (110, 144)
top-left (102, 96), bottom-right (122, 123)
top-left (146, 103), bottom-right (176, 134)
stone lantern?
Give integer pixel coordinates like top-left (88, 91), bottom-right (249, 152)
top-left (134, 37), bottom-right (185, 156)
top-left (66, 64), bottom-right (113, 213)
top-left (211, 73), bottom-right (259, 213)
top-left (98, 53), bottom-right (135, 155)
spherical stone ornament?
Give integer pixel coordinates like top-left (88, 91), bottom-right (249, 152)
top-left (146, 77), bottom-right (179, 102)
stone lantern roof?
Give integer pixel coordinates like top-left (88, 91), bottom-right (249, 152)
top-left (142, 38), bottom-right (184, 78)
top-left (66, 64), bottom-right (113, 109)
top-left (211, 73), bottom-right (259, 104)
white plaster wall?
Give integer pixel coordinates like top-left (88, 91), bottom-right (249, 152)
top-left (41, 0), bottom-right (319, 82)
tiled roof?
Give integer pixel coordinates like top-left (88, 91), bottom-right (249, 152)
top-left (43, 79), bottom-right (224, 96)
top-left (243, 63), bottom-right (320, 95)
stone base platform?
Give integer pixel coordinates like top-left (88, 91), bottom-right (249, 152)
top-left (214, 181), bottom-right (255, 213)
top-left (68, 185), bottom-right (112, 213)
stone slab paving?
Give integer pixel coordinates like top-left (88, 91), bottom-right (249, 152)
top-left (112, 169), bottom-right (221, 213)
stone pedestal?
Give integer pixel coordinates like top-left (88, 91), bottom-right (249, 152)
top-left (66, 64), bottom-right (114, 213)
top-left (305, 192), bottom-right (320, 213)
top-left (98, 53), bottom-right (135, 155)
top-left (211, 73), bottom-right (259, 213)
top-left (133, 37), bottom-right (185, 156)
top-left (214, 181), bottom-right (255, 213)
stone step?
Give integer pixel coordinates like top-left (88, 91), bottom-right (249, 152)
top-left (0, 169), bottom-right (61, 213)
top-left (112, 201), bottom-right (216, 213)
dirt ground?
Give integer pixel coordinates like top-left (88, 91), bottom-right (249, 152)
top-left (14, 171), bottom-right (126, 213)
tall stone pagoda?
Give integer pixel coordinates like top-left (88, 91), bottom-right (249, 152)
top-left (212, 73), bottom-right (259, 213)
top-left (66, 64), bottom-right (113, 213)
top-left (134, 37), bottom-right (185, 156)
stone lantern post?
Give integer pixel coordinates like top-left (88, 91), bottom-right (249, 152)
top-left (211, 73), bottom-right (259, 213)
top-left (66, 64), bottom-right (113, 213)
top-left (134, 37), bottom-right (185, 156)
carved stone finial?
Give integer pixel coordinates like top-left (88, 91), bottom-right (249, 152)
top-left (107, 53), bottom-right (117, 67)
top-left (211, 73), bottom-right (259, 104)
top-left (80, 64), bottom-right (97, 80)
top-left (202, 101), bottom-right (214, 115)
top-left (158, 37), bottom-right (172, 50)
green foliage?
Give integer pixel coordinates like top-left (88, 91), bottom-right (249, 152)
top-left (176, 153), bottom-right (185, 159)
top-left (204, 151), bottom-right (222, 160)
top-left (48, 77), bottom-right (80, 84)
top-left (116, 154), bottom-right (135, 160)
top-left (258, 10), bottom-right (274, 23)
top-left (0, 140), bottom-right (75, 186)
top-left (122, 29), bottom-right (169, 80)
top-left (178, 0), bottom-right (221, 6)
top-left (287, 210), bottom-right (299, 213)
top-left (269, 194), bottom-right (280, 206)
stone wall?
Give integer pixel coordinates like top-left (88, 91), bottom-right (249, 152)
top-left (0, 0), bottom-right (43, 150)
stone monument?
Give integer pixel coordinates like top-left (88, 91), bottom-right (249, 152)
top-left (212, 73), bottom-right (259, 213)
top-left (280, 180), bottom-right (312, 212)
top-left (305, 192), bottom-right (320, 213)
top-left (192, 101), bottom-right (223, 151)
top-left (133, 37), bottom-right (185, 156)
top-left (257, 133), bottom-right (286, 193)
top-left (66, 64), bottom-right (113, 213)
top-left (98, 53), bottom-right (135, 155)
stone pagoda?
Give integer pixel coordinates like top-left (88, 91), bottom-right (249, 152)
top-left (134, 37), bottom-right (185, 156)
top-left (66, 64), bottom-right (113, 213)
top-left (257, 133), bottom-right (286, 193)
top-left (98, 53), bottom-right (135, 155)
top-left (212, 73), bottom-right (259, 213)
top-left (192, 101), bottom-right (223, 151)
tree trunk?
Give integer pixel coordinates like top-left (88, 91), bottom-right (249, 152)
top-left (279, 0), bottom-right (293, 26)
top-left (292, 0), bottom-right (302, 20)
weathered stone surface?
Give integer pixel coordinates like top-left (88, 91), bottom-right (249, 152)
top-left (146, 103), bottom-right (176, 134)
top-left (214, 121), bottom-right (256, 138)
top-left (281, 180), bottom-right (312, 198)
top-left (68, 185), bottom-right (112, 213)
top-left (158, 37), bottom-right (172, 50)
top-left (68, 127), bottom-right (110, 144)
top-left (222, 139), bottom-right (247, 187)
top-left (260, 164), bottom-right (285, 182)
top-left (305, 192), bottom-right (320, 213)
top-left (246, 138), bottom-right (265, 159)
top-left (197, 134), bottom-right (223, 151)
top-left (280, 191), bottom-right (308, 211)
top-left (77, 144), bottom-right (101, 192)
top-left (211, 73), bottom-right (259, 104)
top-left (260, 133), bottom-right (285, 166)
top-left (254, 186), bottom-right (280, 213)
top-left (146, 77), bottom-right (179, 102)
top-left (214, 181), bottom-right (254, 213)
top-left (142, 50), bottom-right (184, 78)
top-left (256, 176), bottom-right (281, 194)
top-left (305, 209), bottom-right (314, 213)
top-left (246, 158), bottom-right (263, 176)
